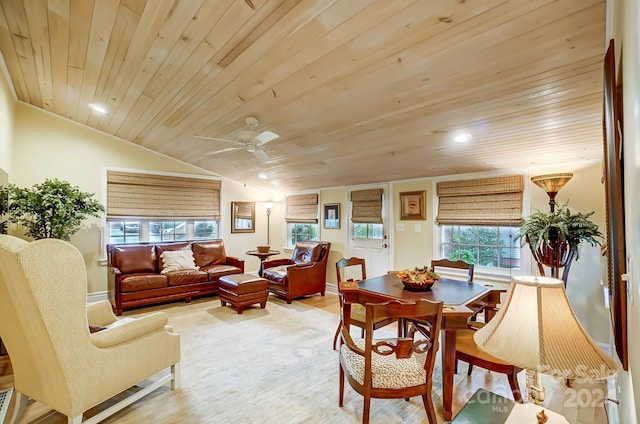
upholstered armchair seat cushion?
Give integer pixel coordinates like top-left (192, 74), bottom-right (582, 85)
top-left (120, 273), bottom-right (168, 292)
top-left (165, 270), bottom-right (209, 286)
top-left (262, 265), bottom-right (290, 283)
top-left (201, 264), bottom-right (243, 280)
top-left (340, 338), bottom-right (427, 389)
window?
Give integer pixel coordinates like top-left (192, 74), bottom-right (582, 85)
top-left (106, 171), bottom-right (221, 245)
top-left (353, 223), bottom-right (383, 240)
top-left (441, 225), bottom-right (520, 269)
top-left (107, 220), bottom-right (218, 244)
top-left (287, 223), bottom-right (319, 246)
top-left (350, 188), bottom-right (384, 239)
top-left (285, 193), bottom-right (319, 248)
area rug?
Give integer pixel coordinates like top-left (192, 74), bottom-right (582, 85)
top-left (102, 294), bottom-right (444, 424)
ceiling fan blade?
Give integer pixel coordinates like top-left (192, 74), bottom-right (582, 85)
top-left (194, 135), bottom-right (245, 147)
top-left (251, 148), bottom-right (271, 162)
top-left (205, 147), bottom-right (243, 155)
top-left (253, 131), bottom-right (279, 145)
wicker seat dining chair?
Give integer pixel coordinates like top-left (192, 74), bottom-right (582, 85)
top-left (338, 285), bottom-right (444, 424)
top-left (332, 257), bottom-right (398, 350)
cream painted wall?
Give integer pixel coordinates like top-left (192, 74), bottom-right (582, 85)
top-left (0, 55), bottom-right (15, 175)
top-left (391, 180), bottom-right (434, 271)
top-left (11, 103), bottom-right (275, 293)
top-left (527, 162), bottom-right (609, 344)
top-left (319, 187), bottom-right (348, 284)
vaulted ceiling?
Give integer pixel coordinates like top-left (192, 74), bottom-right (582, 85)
top-left (0, 0), bottom-right (606, 194)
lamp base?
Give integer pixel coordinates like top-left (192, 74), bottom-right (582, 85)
top-left (527, 369), bottom-right (545, 405)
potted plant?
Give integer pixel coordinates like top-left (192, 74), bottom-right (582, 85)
top-left (0, 184), bottom-right (8, 234)
top-left (517, 203), bottom-right (603, 284)
top-left (4, 178), bottom-right (105, 241)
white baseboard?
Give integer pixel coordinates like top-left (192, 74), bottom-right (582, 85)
top-left (87, 291), bottom-right (108, 303)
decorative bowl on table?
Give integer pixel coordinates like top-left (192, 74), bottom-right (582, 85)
top-left (256, 245), bottom-right (271, 253)
top-left (397, 266), bottom-right (440, 291)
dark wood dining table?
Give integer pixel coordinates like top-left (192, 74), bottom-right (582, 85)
top-left (344, 273), bottom-right (504, 421)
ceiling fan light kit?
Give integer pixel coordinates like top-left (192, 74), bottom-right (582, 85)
top-left (197, 117), bottom-right (279, 162)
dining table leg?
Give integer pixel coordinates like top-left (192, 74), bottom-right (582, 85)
top-left (442, 327), bottom-right (457, 421)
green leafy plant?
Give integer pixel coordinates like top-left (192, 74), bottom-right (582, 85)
top-left (5, 178), bottom-right (105, 240)
top-left (517, 203), bottom-right (603, 259)
top-left (0, 184), bottom-right (8, 234)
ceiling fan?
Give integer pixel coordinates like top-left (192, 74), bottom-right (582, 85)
top-left (195, 117), bottom-right (279, 162)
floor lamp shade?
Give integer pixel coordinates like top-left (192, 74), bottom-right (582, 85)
top-left (474, 276), bottom-right (617, 380)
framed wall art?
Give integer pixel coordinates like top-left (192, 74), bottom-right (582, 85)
top-left (323, 203), bottom-right (340, 229)
top-left (399, 190), bottom-right (426, 220)
top-left (231, 201), bottom-right (255, 233)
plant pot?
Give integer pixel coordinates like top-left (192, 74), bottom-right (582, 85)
top-left (527, 235), bottom-right (576, 284)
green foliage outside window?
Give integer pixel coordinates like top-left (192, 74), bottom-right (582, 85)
top-left (442, 225), bottom-right (520, 269)
top-left (288, 223), bottom-right (318, 246)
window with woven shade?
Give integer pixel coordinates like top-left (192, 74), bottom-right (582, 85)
top-left (285, 194), bottom-right (318, 223)
top-left (106, 170), bottom-right (221, 244)
top-left (350, 188), bottom-right (383, 224)
top-left (435, 175), bottom-right (523, 226)
top-left (285, 193), bottom-right (319, 247)
top-left (436, 175), bottom-right (523, 270)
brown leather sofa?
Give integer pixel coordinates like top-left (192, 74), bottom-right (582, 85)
top-left (107, 240), bottom-right (244, 315)
top-left (262, 241), bottom-right (331, 304)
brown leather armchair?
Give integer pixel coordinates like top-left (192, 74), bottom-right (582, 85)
top-left (262, 241), bottom-right (331, 304)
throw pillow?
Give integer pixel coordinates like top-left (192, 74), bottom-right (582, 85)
top-left (161, 249), bottom-right (199, 274)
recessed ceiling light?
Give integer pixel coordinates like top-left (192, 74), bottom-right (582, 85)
top-left (88, 103), bottom-right (108, 114)
top-left (259, 173), bottom-right (268, 179)
top-left (453, 133), bottom-right (471, 143)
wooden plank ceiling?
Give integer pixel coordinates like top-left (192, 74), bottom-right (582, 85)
top-left (0, 0), bottom-right (607, 194)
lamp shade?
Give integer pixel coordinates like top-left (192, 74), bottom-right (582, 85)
top-left (474, 276), bottom-right (617, 380)
top-left (530, 173), bottom-right (573, 194)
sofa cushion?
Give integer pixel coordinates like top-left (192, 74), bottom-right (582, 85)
top-left (292, 242), bottom-right (322, 263)
top-left (120, 273), bottom-right (168, 292)
top-left (262, 265), bottom-right (289, 284)
top-left (192, 240), bottom-right (227, 267)
top-left (111, 244), bottom-right (157, 274)
top-left (203, 264), bottom-right (242, 280)
top-left (160, 249), bottom-right (199, 274)
top-left (166, 270), bottom-right (209, 286)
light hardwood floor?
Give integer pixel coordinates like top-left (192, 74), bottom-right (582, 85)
top-left (0, 293), bottom-right (613, 423)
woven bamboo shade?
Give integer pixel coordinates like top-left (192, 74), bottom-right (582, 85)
top-left (285, 193), bottom-right (318, 223)
top-left (436, 175), bottom-right (523, 225)
top-left (107, 171), bottom-right (221, 220)
top-left (350, 188), bottom-right (383, 223)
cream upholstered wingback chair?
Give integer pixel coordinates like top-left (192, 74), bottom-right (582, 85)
top-left (0, 235), bottom-right (181, 424)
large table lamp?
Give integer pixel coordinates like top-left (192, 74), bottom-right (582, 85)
top-left (474, 275), bottom-right (617, 407)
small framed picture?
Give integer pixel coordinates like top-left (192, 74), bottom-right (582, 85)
top-left (400, 190), bottom-right (426, 220)
top-left (323, 203), bottom-right (340, 229)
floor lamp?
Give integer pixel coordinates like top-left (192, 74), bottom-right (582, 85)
top-left (264, 202), bottom-right (274, 245)
top-left (530, 173), bottom-right (573, 212)
top-left (474, 276), bottom-right (617, 415)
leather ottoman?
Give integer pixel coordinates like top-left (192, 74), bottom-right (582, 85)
top-left (218, 274), bottom-right (269, 314)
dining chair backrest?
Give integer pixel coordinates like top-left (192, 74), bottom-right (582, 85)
top-left (431, 259), bottom-right (474, 283)
top-left (336, 257), bottom-right (366, 283)
top-left (338, 296), bottom-right (444, 424)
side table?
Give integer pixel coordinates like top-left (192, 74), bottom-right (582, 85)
top-left (245, 250), bottom-right (280, 277)
top-left (452, 388), bottom-right (569, 424)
